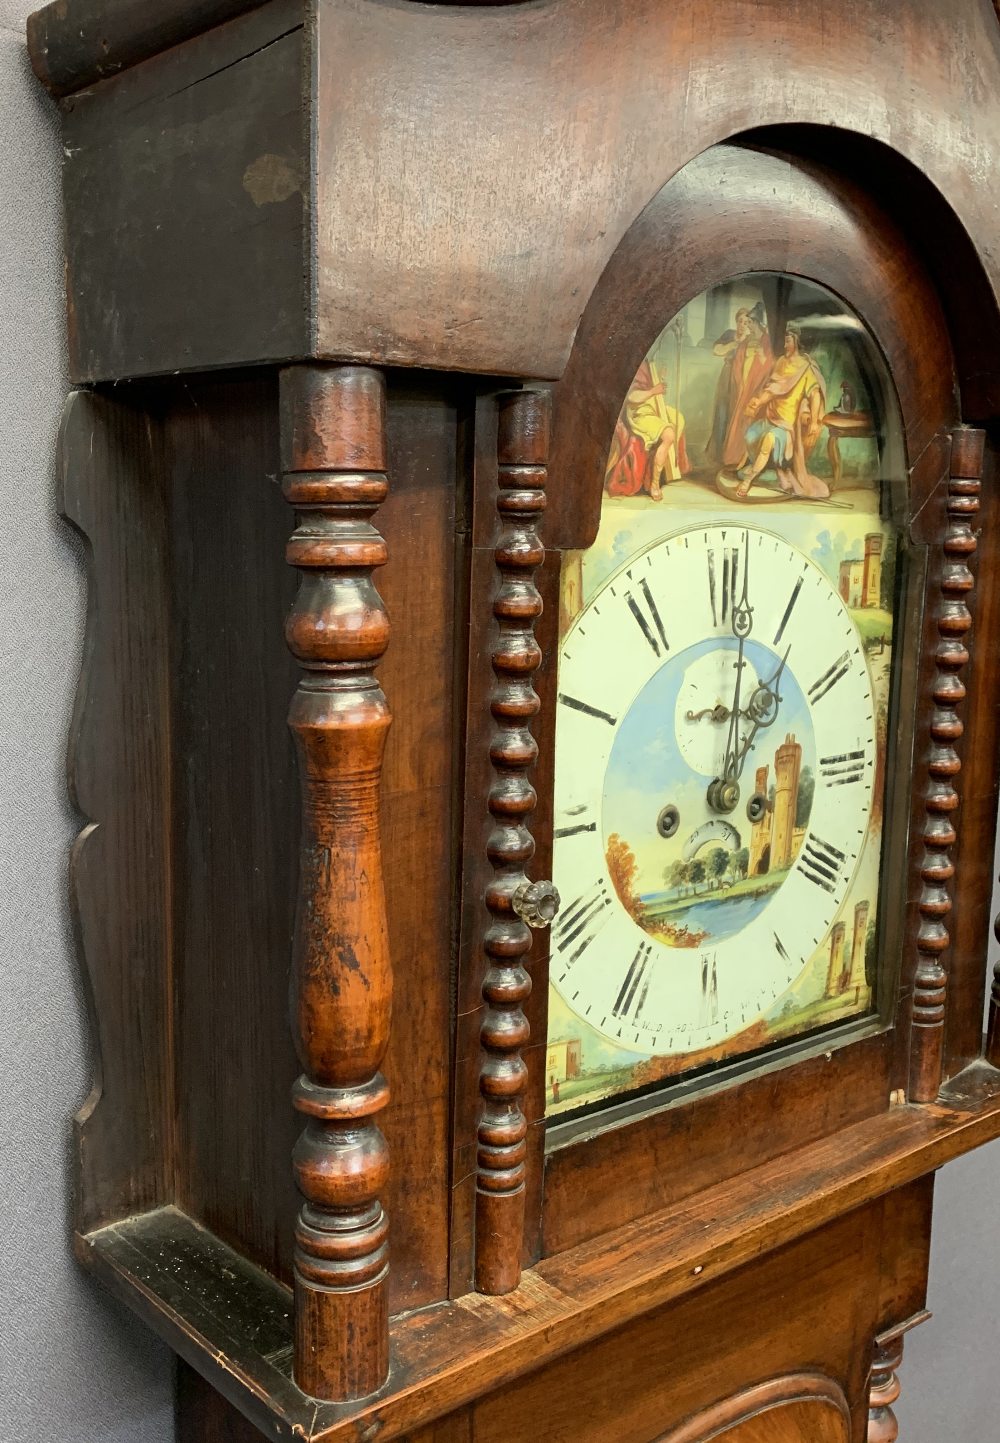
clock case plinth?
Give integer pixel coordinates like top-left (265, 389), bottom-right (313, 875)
top-left (28, 0), bottom-right (1000, 1439)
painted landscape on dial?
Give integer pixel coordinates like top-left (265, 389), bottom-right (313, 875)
top-left (547, 274), bottom-right (900, 1119)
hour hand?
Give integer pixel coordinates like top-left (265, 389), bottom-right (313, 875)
top-left (731, 531), bottom-right (753, 640)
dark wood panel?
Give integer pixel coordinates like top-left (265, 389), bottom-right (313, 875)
top-left (28, 0), bottom-right (280, 95)
top-left (169, 371), bottom-right (460, 1312)
top-left (177, 1359), bottom-right (269, 1443)
top-left (55, 0), bottom-right (306, 383)
top-left (472, 1207), bottom-right (880, 1443)
top-left (168, 372), bottom-right (300, 1282)
top-left (34, 0), bottom-right (1000, 389)
top-left (544, 1035), bottom-right (892, 1256)
top-left (60, 388), bottom-right (173, 1235)
top-left (309, 0), bottom-right (1000, 383)
top-left (655, 1378), bottom-right (851, 1443)
top-left (377, 374), bottom-right (469, 1309)
top-left (875, 1177), bottom-right (934, 1334)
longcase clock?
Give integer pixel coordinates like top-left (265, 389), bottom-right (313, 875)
top-left (26, 1), bottom-right (1000, 1440)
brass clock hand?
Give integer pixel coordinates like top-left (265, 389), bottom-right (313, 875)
top-left (729, 644), bottom-right (791, 781)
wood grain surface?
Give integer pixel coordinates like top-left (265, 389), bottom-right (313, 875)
top-left (59, 388), bottom-right (173, 1236)
top-left (85, 1086), bottom-right (1000, 1443)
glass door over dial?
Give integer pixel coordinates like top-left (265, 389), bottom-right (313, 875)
top-left (547, 274), bottom-right (905, 1121)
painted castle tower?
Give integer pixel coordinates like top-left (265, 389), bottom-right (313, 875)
top-left (749, 763), bottom-right (771, 876)
top-left (772, 734), bottom-right (803, 870)
top-left (839, 533), bottom-right (883, 609)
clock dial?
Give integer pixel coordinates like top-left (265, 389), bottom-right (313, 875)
top-left (546, 272), bottom-right (902, 1119)
top-left (553, 524), bottom-right (874, 1055)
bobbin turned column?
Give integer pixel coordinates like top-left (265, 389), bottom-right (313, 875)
top-left (909, 425), bottom-right (983, 1102)
top-left (867, 1336), bottom-right (904, 1443)
top-left (281, 365), bottom-right (392, 1401)
top-left (475, 388), bottom-right (552, 1295)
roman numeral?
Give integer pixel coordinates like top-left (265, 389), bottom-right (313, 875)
top-left (796, 833), bottom-right (847, 895)
top-left (553, 880), bottom-right (612, 965)
top-left (558, 693), bottom-right (617, 726)
top-left (612, 943), bottom-right (653, 1022)
top-left (808, 651), bottom-right (850, 704)
top-left (625, 575), bottom-right (669, 657)
top-left (820, 750), bottom-right (866, 786)
top-left (773, 575), bottom-right (804, 646)
top-left (774, 932), bottom-right (789, 962)
top-left (553, 820), bottom-right (597, 840)
top-left (707, 543), bottom-right (739, 627)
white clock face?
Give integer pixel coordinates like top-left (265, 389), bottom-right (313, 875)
top-left (551, 523), bottom-right (878, 1058)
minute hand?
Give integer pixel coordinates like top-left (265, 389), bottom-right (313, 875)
top-left (722, 535), bottom-right (754, 783)
top-left (730, 645), bottom-right (791, 781)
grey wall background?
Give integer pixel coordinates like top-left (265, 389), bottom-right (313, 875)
top-left (0, 10), bottom-right (174, 1442)
top-left (0, 4), bottom-right (995, 1438)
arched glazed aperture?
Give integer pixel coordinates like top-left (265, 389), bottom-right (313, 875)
top-left (547, 273), bottom-right (908, 1121)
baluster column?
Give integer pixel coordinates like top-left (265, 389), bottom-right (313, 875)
top-left (281, 364), bottom-right (392, 1400)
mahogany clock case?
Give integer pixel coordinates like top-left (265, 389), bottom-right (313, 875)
top-left (59, 128), bottom-right (1000, 1311)
top-left (26, 0), bottom-right (1000, 1437)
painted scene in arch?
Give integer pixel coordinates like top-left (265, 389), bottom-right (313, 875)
top-left (547, 273), bottom-right (901, 1120)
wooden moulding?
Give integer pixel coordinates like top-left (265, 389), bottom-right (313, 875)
top-left (80, 1087), bottom-right (1000, 1443)
top-left (475, 389), bottom-right (550, 1296)
top-left (909, 425), bottom-right (984, 1103)
top-left (280, 364), bottom-right (392, 1401)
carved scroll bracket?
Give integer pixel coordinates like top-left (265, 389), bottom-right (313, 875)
top-left (909, 425), bottom-right (983, 1103)
top-left (475, 388), bottom-right (550, 1296)
top-left (281, 364), bottom-right (392, 1401)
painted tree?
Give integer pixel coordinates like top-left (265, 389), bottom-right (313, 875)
top-left (688, 857), bottom-right (706, 891)
top-left (708, 847), bottom-right (730, 888)
top-left (606, 833), bottom-right (647, 925)
top-left (796, 765), bottom-right (815, 829)
top-left (664, 858), bottom-right (689, 894)
top-left (731, 845), bottom-right (750, 880)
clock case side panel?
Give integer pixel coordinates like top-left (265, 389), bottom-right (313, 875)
top-left (68, 367), bottom-right (466, 1327)
top-left (532, 141), bottom-right (996, 1260)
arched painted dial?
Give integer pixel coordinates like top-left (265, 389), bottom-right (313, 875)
top-left (552, 523), bottom-right (877, 1056)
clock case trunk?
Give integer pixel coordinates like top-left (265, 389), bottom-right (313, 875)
top-left (28, 0), bottom-right (1000, 1437)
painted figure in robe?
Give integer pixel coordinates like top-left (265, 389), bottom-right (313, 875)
top-left (606, 358), bottom-right (689, 500)
top-left (736, 324), bottom-right (828, 498)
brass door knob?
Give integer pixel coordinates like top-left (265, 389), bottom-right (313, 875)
top-left (512, 879), bottom-right (561, 929)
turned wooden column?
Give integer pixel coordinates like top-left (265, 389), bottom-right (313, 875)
top-left (475, 389), bottom-right (551, 1295)
top-left (909, 425), bottom-right (983, 1102)
top-left (868, 1336), bottom-right (904, 1443)
top-left (281, 364), bottom-right (392, 1400)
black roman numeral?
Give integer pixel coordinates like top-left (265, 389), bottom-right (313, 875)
top-left (774, 932), bottom-right (789, 962)
top-left (820, 750), bottom-right (866, 786)
top-left (796, 833), bottom-right (847, 895)
top-left (808, 652), bottom-right (851, 704)
top-left (625, 575), bottom-right (669, 657)
top-left (553, 819), bottom-right (597, 840)
top-left (613, 943), bottom-right (653, 1022)
top-left (708, 543), bottom-right (740, 627)
top-left (558, 693), bottom-right (617, 726)
top-left (773, 574), bottom-right (804, 646)
top-left (553, 880), bottom-right (612, 965)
